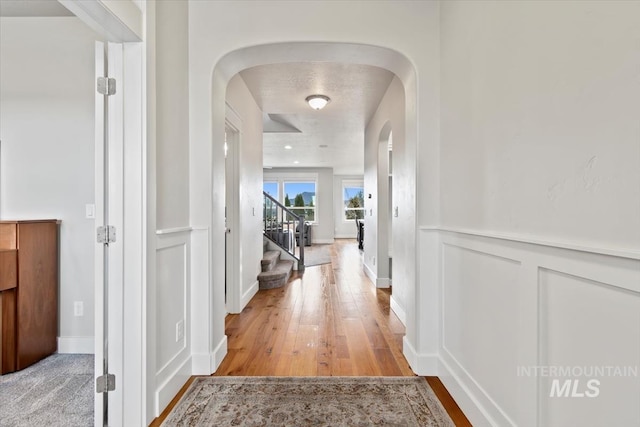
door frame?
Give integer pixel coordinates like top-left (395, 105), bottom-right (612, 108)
top-left (225, 103), bottom-right (242, 314)
top-left (62, 1), bottom-right (145, 425)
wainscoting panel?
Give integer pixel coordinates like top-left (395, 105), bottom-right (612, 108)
top-left (154, 230), bottom-right (191, 413)
top-left (418, 228), bottom-right (640, 427)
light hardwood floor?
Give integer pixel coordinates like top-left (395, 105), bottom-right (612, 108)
top-left (216, 239), bottom-right (412, 376)
top-left (151, 239), bottom-right (471, 426)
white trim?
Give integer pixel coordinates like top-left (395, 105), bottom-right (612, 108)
top-left (334, 234), bottom-right (356, 239)
top-left (57, 336), bottom-right (94, 354)
top-left (156, 226), bottom-right (192, 235)
top-left (402, 336), bottom-right (437, 375)
top-left (363, 261), bottom-right (376, 284)
top-left (155, 356), bottom-right (191, 417)
top-left (389, 295), bottom-right (406, 325)
top-left (312, 238), bottom-right (335, 244)
top-left (419, 226), bottom-right (640, 260)
top-left (438, 355), bottom-right (497, 427)
top-left (212, 335), bottom-right (228, 373)
top-left (241, 280), bottom-right (259, 308)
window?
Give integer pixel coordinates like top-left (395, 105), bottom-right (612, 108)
top-left (284, 181), bottom-right (316, 222)
top-left (263, 181), bottom-right (278, 221)
top-left (343, 181), bottom-right (364, 221)
top-left (263, 181), bottom-right (278, 199)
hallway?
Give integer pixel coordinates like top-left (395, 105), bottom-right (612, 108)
top-left (215, 239), bottom-right (412, 376)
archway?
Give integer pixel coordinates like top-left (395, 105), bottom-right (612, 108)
top-left (195, 42), bottom-right (419, 377)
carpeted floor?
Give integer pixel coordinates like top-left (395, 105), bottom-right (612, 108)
top-left (303, 244), bottom-right (332, 266)
top-left (162, 376), bottom-right (455, 426)
top-left (0, 354), bottom-right (94, 427)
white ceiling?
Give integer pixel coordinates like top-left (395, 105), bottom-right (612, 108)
top-left (0, 0), bottom-right (72, 17)
top-left (239, 62), bottom-right (394, 175)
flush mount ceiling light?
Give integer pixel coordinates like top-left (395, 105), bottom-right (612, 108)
top-left (305, 94), bottom-right (330, 110)
top-left (284, 145), bottom-right (292, 150)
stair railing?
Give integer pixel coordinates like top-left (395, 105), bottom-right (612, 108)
top-left (263, 191), bottom-right (305, 271)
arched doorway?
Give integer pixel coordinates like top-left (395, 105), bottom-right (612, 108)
top-left (192, 42), bottom-right (419, 378)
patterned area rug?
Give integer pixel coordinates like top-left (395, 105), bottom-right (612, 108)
top-left (162, 376), bottom-right (455, 426)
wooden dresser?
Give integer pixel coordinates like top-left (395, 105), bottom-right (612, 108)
top-left (0, 220), bottom-right (60, 374)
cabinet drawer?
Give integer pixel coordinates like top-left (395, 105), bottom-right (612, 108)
top-left (0, 250), bottom-right (17, 291)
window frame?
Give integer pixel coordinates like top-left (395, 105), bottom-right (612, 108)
top-left (342, 179), bottom-right (365, 223)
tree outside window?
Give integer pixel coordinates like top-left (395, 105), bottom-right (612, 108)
top-left (344, 183), bottom-right (364, 220)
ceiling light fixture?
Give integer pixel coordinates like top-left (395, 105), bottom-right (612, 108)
top-left (284, 145), bottom-right (292, 150)
top-left (305, 94), bottom-right (330, 110)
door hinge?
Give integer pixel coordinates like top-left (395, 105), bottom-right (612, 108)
top-left (96, 373), bottom-right (116, 393)
top-left (97, 77), bottom-right (116, 96)
top-left (97, 225), bottom-right (116, 244)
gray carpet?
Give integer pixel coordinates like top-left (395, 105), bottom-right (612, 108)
top-left (303, 244), bottom-right (332, 266)
top-left (162, 376), bottom-right (455, 426)
top-left (0, 354), bottom-right (94, 427)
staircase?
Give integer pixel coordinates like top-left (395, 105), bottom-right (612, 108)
top-left (258, 249), bottom-right (294, 290)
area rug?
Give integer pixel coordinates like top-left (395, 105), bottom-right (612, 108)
top-left (303, 244), bottom-right (332, 267)
top-left (161, 376), bottom-right (455, 426)
top-left (0, 353), bottom-right (94, 427)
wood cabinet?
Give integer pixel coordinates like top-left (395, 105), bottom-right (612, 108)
top-left (0, 220), bottom-right (60, 374)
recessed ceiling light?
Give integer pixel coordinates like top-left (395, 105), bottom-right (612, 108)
top-left (284, 145), bottom-right (292, 150)
top-left (305, 94), bottom-right (330, 110)
top-left (293, 160), bottom-right (299, 164)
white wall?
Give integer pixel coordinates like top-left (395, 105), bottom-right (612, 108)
top-left (226, 74), bottom-right (264, 310)
top-left (187, 3), bottom-right (439, 386)
top-left (333, 175), bottom-right (363, 239)
top-left (156, 0), bottom-right (190, 230)
top-left (264, 168), bottom-right (335, 244)
top-left (0, 17), bottom-right (99, 352)
top-left (429, 1), bottom-right (640, 426)
top-left (151, 0), bottom-right (193, 416)
top-left (364, 77), bottom-right (405, 300)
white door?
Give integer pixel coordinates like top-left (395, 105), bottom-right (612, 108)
top-left (94, 41), bottom-right (125, 427)
top-left (225, 119), bottom-right (241, 313)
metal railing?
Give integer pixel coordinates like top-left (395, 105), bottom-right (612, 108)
top-left (263, 191), bottom-right (305, 271)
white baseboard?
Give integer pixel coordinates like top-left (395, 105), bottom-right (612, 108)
top-left (363, 261), bottom-right (376, 284)
top-left (390, 295), bottom-right (406, 325)
top-left (402, 336), bottom-right (438, 375)
top-left (438, 355), bottom-right (495, 426)
top-left (212, 335), bottom-right (228, 372)
top-left (312, 238), bottom-right (335, 244)
top-left (242, 280), bottom-right (259, 308)
top-left (155, 356), bottom-right (192, 416)
top-left (334, 234), bottom-right (356, 239)
top-left (192, 335), bottom-right (228, 375)
top-left (57, 336), bottom-right (94, 354)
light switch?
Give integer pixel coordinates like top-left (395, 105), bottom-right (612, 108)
top-left (85, 204), bottom-right (95, 219)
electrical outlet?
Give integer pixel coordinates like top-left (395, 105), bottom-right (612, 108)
top-left (176, 320), bottom-right (184, 342)
top-left (74, 301), bottom-right (84, 317)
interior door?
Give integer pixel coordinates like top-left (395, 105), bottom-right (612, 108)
top-left (94, 41), bottom-right (125, 427)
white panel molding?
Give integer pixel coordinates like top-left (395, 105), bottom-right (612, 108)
top-left (420, 226), bottom-right (640, 260)
top-left (242, 280), bottom-right (259, 308)
top-left (155, 231), bottom-right (191, 417)
top-left (390, 295), bottom-right (406, 325)
top-left (156, 226), bottom-right (193, 235)
top-left (421, 228), bottom-right (640, 427)
top-left (57, 336), bottom-right (94, 354)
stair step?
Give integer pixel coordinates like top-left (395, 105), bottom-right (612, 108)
top-left (258, 260), bottom-right (293, 290)
top-left (261, 250), bottom-right (281, 272)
